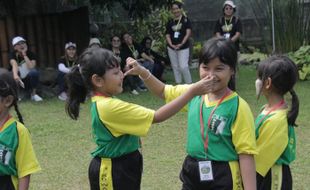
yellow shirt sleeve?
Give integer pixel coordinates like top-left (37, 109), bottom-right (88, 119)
top-left (232, 97), bottom-right (257, 155)
top-left (97, 98), bottom-right (155, 137)
top-left (15, 122), bottom-right (41, 178)
top-left (164, 84), bottom-right (191, 112)
top-left (255, 110), bottom-right (288, 176)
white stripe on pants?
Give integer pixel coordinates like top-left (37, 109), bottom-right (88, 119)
top-left (167, 47), bottom-right (192, 84)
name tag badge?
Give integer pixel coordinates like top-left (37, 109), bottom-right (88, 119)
top-left (224, 33), bottom-right (230, 39)
top-left (198, 161), bottom-right (214, 181)
top-left (174, 31), bottom-right (180, 39)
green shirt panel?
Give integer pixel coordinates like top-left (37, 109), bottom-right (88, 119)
top-left (187, 95), bottom-right (239, 160)
top-left (90, 96), bottom-right (154, 158)
top-left (0, 118), bottom-right (18, 176)
top-left (165, 85), bottom-right (256, 161)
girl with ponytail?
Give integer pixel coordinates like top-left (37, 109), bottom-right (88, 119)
top-left (0, 69), bottom-right (41, 189)
top-left (255, 55), bottom-right (299, 190)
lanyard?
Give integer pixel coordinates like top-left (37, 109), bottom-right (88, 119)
top-left (128, 45), bottom-right (136, 54)
top-left (199, 89), bottom-right (231, 153)
top-left (66, 60), bottom-right (75, 68)
top-left (175, 15), bottom-right (182, 31)
top-left (0, 115), bottom-right (12, 131)
top-left (224, 16), bottom-right (233, 31)
top-left (256, 99), bottom-right (285, 127)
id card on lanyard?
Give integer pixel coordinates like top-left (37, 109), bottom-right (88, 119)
top-left (198, 89), bottom-right (231, 181)
top-left (173, 16), bottom-right (182, 39)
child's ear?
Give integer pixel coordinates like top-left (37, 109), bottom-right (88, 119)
top-left (3, 95), bottom-right (14, 107)
top-left (91, 74), bottom-right (104, 88)
top-left (264, 77), bottom-right (272, 89)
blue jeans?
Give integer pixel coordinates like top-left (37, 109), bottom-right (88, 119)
top-left (23, 69), bottom-right (40, 91)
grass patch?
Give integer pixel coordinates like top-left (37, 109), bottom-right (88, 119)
top-left (16, 66), bottom-right (309, 190)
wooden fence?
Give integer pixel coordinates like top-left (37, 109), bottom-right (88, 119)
top-left (0, 6), bottom-right (89, 69)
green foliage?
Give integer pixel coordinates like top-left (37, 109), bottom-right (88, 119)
top-left (250, 0), bottom-right (310, 53)
top-left (90, 0), bottom-right (173, 19)
top-left (192, 42), bottom-right (202, 59)
top-left (288, 46), bottom-right (310, 80)
top-left (131, 8), bottom-right (171, 55)
top-left (239, 50), bottom-right (267, 65)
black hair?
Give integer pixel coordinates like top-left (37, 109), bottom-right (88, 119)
top-left (65, 48), bottom-right (120, 120)
top-left (257, 55), bottom-right (299, 126)
top-left (0, 69), bottom-right (24, 124)
top-left (171, 1), bottom-right (183, 9)
top-left (199, 37), bottom-right (237, 90)
top-left (141, 36), bottom-right (152, 48)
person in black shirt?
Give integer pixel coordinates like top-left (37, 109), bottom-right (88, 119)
top-left (9, 36), bottom-right (43, 101)
top-left (57, 42), bottom-right (78, 101)
top-left (165, 0), bottom-right (192, 84)
top-left (214, 0), bottom-right (242, 52)
top-left (140, 36), bottom-right (167, 82)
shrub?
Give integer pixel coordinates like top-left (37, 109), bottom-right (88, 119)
top-left (288, 45), bottom-right (310, 80)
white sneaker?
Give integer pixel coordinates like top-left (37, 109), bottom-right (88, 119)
top-left (131, 89), bottom-right (139, 95)
top-left (58, 92), bottom-right (68, 101)
top-left (31, 94), bottom-right (43, 102)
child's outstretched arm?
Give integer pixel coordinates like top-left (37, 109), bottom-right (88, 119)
top-left (152, 76), bottom-right (213, 123)
top-left (125, 57), bottom-right (166, 99)
top-left (18, 175), bottom-right (30, 190)
top-left (239, 154), bottom-right (257, 190)
top-left (125, 57), bottom-right (214, 123)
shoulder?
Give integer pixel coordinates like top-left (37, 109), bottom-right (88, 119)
top-left (265, 110), bottom-right (288, 129)
top-left (26, 51), bottom-right (36, 60)
top-left (58, 57), bottom-right (66, 63)
top-left (16, 121), bottom-right (31, 138)
top-left (237, 95), bottom-right (251, 110)
top-left (233, 16), bottom-right (241, 22)
top-left (9, 52), bottom-right (17, 60)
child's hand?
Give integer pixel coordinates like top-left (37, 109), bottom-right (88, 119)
top-left (124, 57), bottom-right (144, 76)
top-left (191, 75), bottom-right (215, 96)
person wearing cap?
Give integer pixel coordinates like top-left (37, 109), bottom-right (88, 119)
top-left (89, 38), bottom-right (102, 49)
top-left (214, 0), bottom-right (242, 52)
top-left (165, 0), bottom-right (192, 84)
top-left (57, 42), bottom-right (78, 101)
top-left (9, 36), bottom-right (43, 101)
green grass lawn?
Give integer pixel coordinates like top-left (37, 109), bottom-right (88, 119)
top-left (17, 66), bottom-right (310, 190)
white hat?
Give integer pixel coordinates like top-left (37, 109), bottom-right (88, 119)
top-left (89, 38), bottom-right (101, 47)
top-left (223, 0), bottom-right (236, 8)
top-left (12, 36), bottom-right (26, 46)
top-left (65, 42), bottom-right (77, 49)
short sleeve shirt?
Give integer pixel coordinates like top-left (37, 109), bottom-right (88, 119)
top-left (255, 109), bottom-right (296, 176)
top-left (214, 16), bottom-right (242, 51)
top-left (90, 95), bottom-right (155, 158)
top-left (164, 85), bottom-right (257, 160)
top-left (165, 16), bottom-right (192, 49)
top-left (0, 117), bottom-right (41, 188)
top-left (9, 51), bottom-right (36, 68)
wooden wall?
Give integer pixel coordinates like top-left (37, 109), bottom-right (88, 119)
top-left (0, 6), bottom-right (89, 69)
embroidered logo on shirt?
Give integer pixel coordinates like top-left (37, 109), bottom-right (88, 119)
top-left (210, 115), bottom-right (227, 135)
top-left (0, 144), bottom-right (12, 165)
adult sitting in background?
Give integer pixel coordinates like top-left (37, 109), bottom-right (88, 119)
top-left (140, 36), bottom-right (167, 82)
top-left (57, 42), bottom-right (77, 101)
top-left (214, 0), bottom-right (242, 52)
top-left (9, 36), bottom-right (43, 101)
top-left (89, 38), bottom-right (102, 49)
top-left (120, 32), bottom-right (146, 95)
top-left (109, 35), bottom-right (122, 62)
